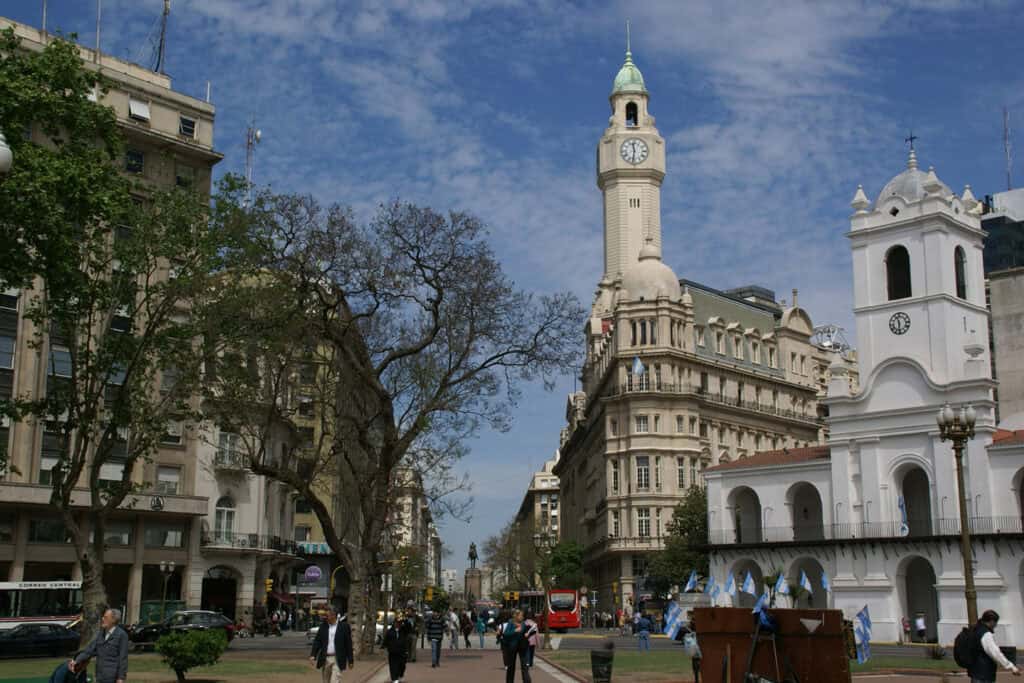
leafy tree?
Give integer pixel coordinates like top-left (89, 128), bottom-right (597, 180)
top-left (647, 486), bottom-right (709, 594)
top-left (0, 29), bottom-right (230, 642)
top-left (549, 540), bottom-right (585, 589)
top-left (202, 194), bottom-right (583, 653)
top-left (429, 586), bottom-right (451, 613)
top-left (156, 630), bottom-right (228, 682)
top-left (482, 519), bottom-right (535, 589)
top-left (389, 546), bottom-right (427, 605)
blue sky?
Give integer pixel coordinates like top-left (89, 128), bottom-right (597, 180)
top-left (5, 1), bottom-right (1024, 575)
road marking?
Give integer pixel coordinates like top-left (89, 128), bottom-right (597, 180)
top-left (534, 657), bottom-right (580, 683)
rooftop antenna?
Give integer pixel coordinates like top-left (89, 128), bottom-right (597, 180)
top-left (245, 118), bottom-right (262, 206)
top-left (626, 18), bottom-right (631, 53)
top-left (41, 0), bottom-right (47, 33)
top-left (154, 0), bottom-right (171, 74)
top-left (1004, 106), bottom-right (1013, 191)
top-left (94, 0), bottom-right (101, 63)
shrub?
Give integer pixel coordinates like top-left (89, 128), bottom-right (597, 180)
top-left (156, 629), bottom-right (228, 682)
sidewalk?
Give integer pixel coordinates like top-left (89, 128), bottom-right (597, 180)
top-left (368, 648), bottom-right (576, 683)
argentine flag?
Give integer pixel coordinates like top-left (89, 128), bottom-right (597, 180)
top-left (752, 591), bottom-right (768, 614)
top-left (774, 573), bottom-right (790, 596)
top-left (799, 570), bottom-right (813, 594)
top-left (821, 570), bottom-right (832, 593)
top-left (684, 570), bottom-right (698, 593)
top-left (632, 356), bottom-right (645, 376)
top-left (855, 605), bottom-right (872, 663)
top-left (724, 573), bottom-right (736, 596)
top-left (741, 571), bottom-right (757, 596)
top-left (705, 575), bottom-right (717, 595)
top-left (663, 601), bottom-right (684, 640)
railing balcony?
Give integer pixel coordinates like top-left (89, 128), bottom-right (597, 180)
top-left (200, 531), bottom-right (299, 555)
top-left (602, 382), bottom-right (820, 424)
top-left (585, 535), bottom-right (666, 556)
top-left (214, 449), bottom-right (245, 470)
top-left (706, 516), bottom-right (1024, 546)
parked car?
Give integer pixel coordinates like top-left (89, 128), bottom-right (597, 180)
top-left (130, 610), bottom-right (235, 647)
top-left (0, 623), bottom-right (80, 658)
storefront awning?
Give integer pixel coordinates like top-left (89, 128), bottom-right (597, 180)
top-left (270, 592), bottom-right (295, 604)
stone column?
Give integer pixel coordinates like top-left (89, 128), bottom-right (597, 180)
top-left (9, 515), bottom-right (28, 581)
top-left (125, 516), bottom-right (145, 624)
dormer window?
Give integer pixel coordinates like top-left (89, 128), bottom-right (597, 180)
top-left (626, 101), bottom-right (638, 127)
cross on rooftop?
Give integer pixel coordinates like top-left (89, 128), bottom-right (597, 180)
top-left (905, 131), bottom-right (918, 151)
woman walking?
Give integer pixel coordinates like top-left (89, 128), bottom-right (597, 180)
top-left (500, 609), bottom-right (532, 683)
top-left (523, 612), bottom-right (539, 667)
top-left (383, 613), bottom-right (412, 683)
top-left (475, 613), bottom-right (487, 649)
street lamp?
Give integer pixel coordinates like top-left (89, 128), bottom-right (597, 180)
top-left (159, 560), bottom-right (176, 622)
top-left (936, 402), bottom-right (978, 625)
top-left (0, 131), bottom-right (12, 175)
top-left (532, 531), bottom-right (555, 650)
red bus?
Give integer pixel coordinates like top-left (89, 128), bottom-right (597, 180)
top-left (546, 589), bottom-right (580, 631)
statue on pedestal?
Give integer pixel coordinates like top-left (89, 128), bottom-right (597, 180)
top-left (468, 542), bottom-right (478, 569)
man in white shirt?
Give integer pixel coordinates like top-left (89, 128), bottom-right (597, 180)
top-left (310, 605), bottom-right (353, 683)
top-left (967, 609), bottom-right (1020, 682)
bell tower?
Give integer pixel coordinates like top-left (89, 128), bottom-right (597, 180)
top-left (594, 31), bottom-right (666, 317)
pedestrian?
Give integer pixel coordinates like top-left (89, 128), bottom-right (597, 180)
top-left (965, 609), bottom-right (1021, 682)
top-left (68, 608), bottom-right (129, 683)
top-left (461, 611), bottom-right (473, 648)
top-left (426, 610), bottom-right (445, 668)
top-left (500, 609), bottom-right (532, 683)
top-left (383, 612), bottom-right (412, 683)
top-left (475, 613), bottom-right (487, 649)
top-left (447, 608), bottom-right (460, 650)
top-left (309, 605), bottom-right (354, 683)
top-left (523, 612), bottom-right (539, 667)
top-left (404, 608), bottom-right (419, 663)
top-left (901, 616), bottom-right (911, 645)
top-left (681, 611), bottom-right (702, 683)
top-left (915, 613), bottom-right (927, 642)
top-left (50, 658), bottom-right (88, 683)
top-left (637, 612), bottom-right (652, 652)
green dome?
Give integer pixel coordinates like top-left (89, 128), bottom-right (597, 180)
top-left (612, 50), bottom-right (647, 94)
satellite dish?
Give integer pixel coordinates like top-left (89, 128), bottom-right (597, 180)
top-left (255, 129), bottom-right (262, 143)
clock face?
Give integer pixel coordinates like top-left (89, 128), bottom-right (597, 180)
top-left (620, 138), bottom-right (649, 165)
top-left (889, 312), bottom-right (911, 335)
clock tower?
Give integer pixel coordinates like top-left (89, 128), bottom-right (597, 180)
top-left (593, 44), bottom-right (666, 316)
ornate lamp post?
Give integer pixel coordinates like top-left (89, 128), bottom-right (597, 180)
top-left (936, 402), bottom-right (978, 625)
top-left (532, 531), bottom-right (555, 650)
top-left (0, 131), bottom-right (12, 175)
top-left (159, 560), bottom-right (176, 622)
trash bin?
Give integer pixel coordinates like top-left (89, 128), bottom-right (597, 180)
top-left (1001, 646), bottom-right (1017, 665)
top-left (591, 648), bottom-right (614, 683)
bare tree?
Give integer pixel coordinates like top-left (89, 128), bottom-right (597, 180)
top-left (204, 192), bottom-right (583, 653)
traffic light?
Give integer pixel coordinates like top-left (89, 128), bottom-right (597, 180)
top-left (503, 591), bottom-right (510, 602)
top-left (264, 578), bottom-right (274, 593)
top-left (425, 586), bottom-right (434, 603)
top-left (512, 591), bottom-right (519, 602)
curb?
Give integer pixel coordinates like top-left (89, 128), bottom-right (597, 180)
top-left (538, 653), bottom-right (589, 682)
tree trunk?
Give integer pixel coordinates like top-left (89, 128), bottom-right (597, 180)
top-left (347, 547), bottom-right (382, 656)
top-left (76, 532), bottom-right (108, 647)
top-left (175, 668), bottom-right (186, 682)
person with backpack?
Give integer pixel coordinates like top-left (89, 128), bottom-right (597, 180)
top-left (955, 609), bottom-right (1020, 681)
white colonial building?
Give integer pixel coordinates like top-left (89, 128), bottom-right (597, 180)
top-left (705, 149), bottom-right (1024, 646)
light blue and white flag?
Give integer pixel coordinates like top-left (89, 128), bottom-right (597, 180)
top-left (632, 356), bottom-right (645, 376)
top-left (752, 591), bottom-right (768, 614)
top-left (709, 581), bottom-right (721, 604)
top-left (684, 570), bottom-right (698, 593)
top-left (897, 495), bottom-right (909, 536)
top-left (774, 573), bottom-right (790, 596)
top-left (705, 575), bottom-right (717, 596)
top-left (724, 573), bottom-right (737, 596)
top-left (663, 601), bottom-right (684, 640)
top-left (821, 570), bottom-right (832, 593)
top-left (799, 570), bottom-right (813, 594)
top-left (741, 570), bottom-right (757, 596)
top-left (854, 605), bottom-right (872, 663)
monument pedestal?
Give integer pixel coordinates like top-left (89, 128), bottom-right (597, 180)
top-left (464, 568), bottom-right (482, 604)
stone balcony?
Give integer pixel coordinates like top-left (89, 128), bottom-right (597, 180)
top-left (602, 382), bottom-right (821, 425)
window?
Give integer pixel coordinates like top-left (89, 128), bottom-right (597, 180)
top-left (801, 355), bottom-right (807, 375)
top-left (125, 149), bottom-right (144, 174)
top-left (625, 101), bottom-right (638, 127)
top-left (632, 556), bottom-right (649, 577)
top-left (49, 345), bottom-right (72, 377)
top-left (755, 386), bottom-right (762, 405)
top-left (96, 520), bottom-right (133, 546)
top-left (635, 415), bottom-right (649, 433)
top-left (179, 116), bottom-right (196, 138)
top-left (98, 458), bottom-right (127, 486)
top-left (654, 456), bottom-right (662, 490)
top-left (772, 390), bottom-right (779, 408)
top-left (175, 164), bottom-right (195, 188)
top-left (677, 458), bottom-right (686, 489)
top-left (696, 327), bottom-right (706, 347)
top-left (214, 496), bottom-right (235, 542)
top-left (751, 342), bottom-right (760, 364)
top-left (691, 459), bottom-right (699, 485)
top-left (755, 434), bottom-right (762, 450)
top-left (676, 416), bottom-right (684, 433)
top-left (630, 320), bottom-right (637, 346)
top-left (791, 352), bottom-right (798, 372)
top-left (29, 519), bottom-right (69, 543)
top-left (738, 382), bottom-right (745, 401)
top-left (128, 98), bottom-right (151, 122)
top-left (649, 319), bottom-right (657, 345)
top-left (611, 460), bottom-right (620, 494)
top-left (886, 244), bottom-right (912, 300)
top-left (0, 336), bottom-right (13, 370)
top-left (699, 421), bottom-right (708, 438)
top-left (654, 363), bottom-right (662, 389)
top-left (610, 510), bottom-right (620, 537)
top-left (0, 515), bottom-right (12, 544)
top-left (954, 246), bottom-right (967, 299)
top-left (656, 507), bottom-right (662, 536)
top-left (156, 466), bottom-right (180, 494)
top-left (734, 337), bottom-right (744, 360)
top-left (768, 347), bottom-right (777, 368)
top-left (636, 456), bottom-right (650, 490)
top-left (294, 525), bottom-right (311, 542)
top-left (699, 372), bottom-right (709, 393)
top-left (653, 415), bottom-right (661, 432)
top-left (637, 508), bottom-right (651, 537)
top-left (688, 416), bottom-right (697, 435)
top-left (0, 288), bottom-right (17, 310)
top-left (144, 521), bottom-right (185, 547)
top-left (217, 431), bottom-right (242, 468)
top-left (715, 332), bottom-right (725, 354)
top-left (295, 497), bottom-right (313, 514)
top-left (299, 362), bottom-right (317, 385)
top-left (161, 419), bottom-right (183, 445)
top-left (610, 419), bottom-right (618, 437)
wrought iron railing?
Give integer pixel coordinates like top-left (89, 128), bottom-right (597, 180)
top-left (707, 516), bottom-right (1024, 546)
top-left (602, 382), bottom-right (820, 423)
top-left (200, 531), bottom-right (299, 554)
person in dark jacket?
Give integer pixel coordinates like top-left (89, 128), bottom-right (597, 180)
top-left (383, 613), bottom-right (412, 683)
top-left (50, 659), bottom-right (88, 683)
top-left (425, 610), bottom-right (446, 668)
top-left (967, 609), bottom-right (1020, 682)
top-left (308, 605), bottom-right (354, 683)
top-left (501, 609), bottom-right (532, 683)
top-left (69, 609), bottom-right (129, 683)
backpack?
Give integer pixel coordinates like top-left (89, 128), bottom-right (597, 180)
top-left (953, 626), bottom-right (977, 668)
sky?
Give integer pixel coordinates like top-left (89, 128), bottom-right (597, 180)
top-left (4, 0), bottom-right (1024, 576)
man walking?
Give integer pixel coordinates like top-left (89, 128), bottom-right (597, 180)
top-left (69, 608), bottom-right (128, 683)
top-left (309, 605), bottom-right (354, 683)
top-left (500, 610), bottom-right (532, 683)
top-left (383, 612), bottom-right (412, 683)
top-left (636, 612), bottom-right (652, 652)
top-left (447, 608), bottom-right (460, 650)
top-left (426, 610), bottom-right (445, 668)
top-left (966, 609), bottom-right (1020, 682)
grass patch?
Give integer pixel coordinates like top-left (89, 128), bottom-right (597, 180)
top-left (545, 649), bottom-right (693, 676)
top-left (850, 655), bottom-right (959, 673)
top-left (0, 653), bottom-right (308, 681)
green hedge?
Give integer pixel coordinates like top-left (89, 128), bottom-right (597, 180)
top-left (155, 630), bottom-right (227, 682)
